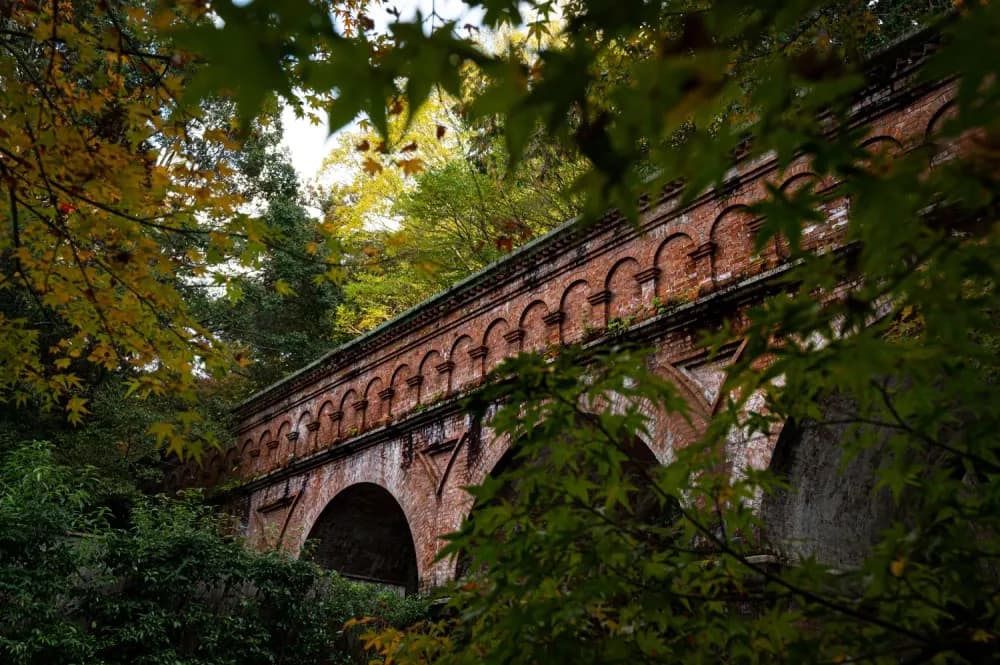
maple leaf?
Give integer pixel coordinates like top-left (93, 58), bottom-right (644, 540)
top-left (397, 158), bottom-right (425, 176)
top-left (363, 157), bottom-right (384, 176)
top-left (274, 279), bottom-right (296, 296)
top-left (400, 141), bottom-right (418, 152)
top-left (65, 396), bottom-right (90, 425)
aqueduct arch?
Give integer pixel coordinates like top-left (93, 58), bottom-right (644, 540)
top-left (305, 483), bottom-right (419, 592)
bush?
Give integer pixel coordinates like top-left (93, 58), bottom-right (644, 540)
top-left (0, 441), bottom-right (428, 665)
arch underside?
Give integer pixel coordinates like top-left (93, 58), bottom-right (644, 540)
top-left (305, 482), bottom-right (419, 593)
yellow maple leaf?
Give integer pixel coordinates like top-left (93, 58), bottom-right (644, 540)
top-left (274, 279), bottom-right (296, 296)
top-left (65, 396), bottom-right (90, 425)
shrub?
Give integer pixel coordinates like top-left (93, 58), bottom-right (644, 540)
top-left (0, 441), bottom-right (428, 665)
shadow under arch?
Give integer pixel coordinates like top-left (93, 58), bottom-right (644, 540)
top-left (759, 394), bottom-right (899, 570)
top-left (455, 422), bottom-right (672, 579)
top-left (304, 482), bottom-right (419, 593)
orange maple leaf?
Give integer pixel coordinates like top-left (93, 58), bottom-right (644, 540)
top-left (397, 158), bottom-right (424, 176)
top-left (362, 157), bottom-right (383, 176)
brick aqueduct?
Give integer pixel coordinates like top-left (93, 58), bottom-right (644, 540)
top-left (187, 41), bottom-right (959, 592)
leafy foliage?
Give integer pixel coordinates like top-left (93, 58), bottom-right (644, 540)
top-left (371, 326), bottom-right (998, 663)
top-left (162, 1), bottom-right (998, 663)
top-left (0, 1), bottom-right (243, 454)
top-left (0, 441), bottom-right (428, 665)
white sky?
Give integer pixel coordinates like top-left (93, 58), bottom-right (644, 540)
top-left (280, 0), bottom-right (485, 183)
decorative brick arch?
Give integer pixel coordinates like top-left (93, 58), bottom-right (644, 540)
top-left (779, 171), bottom-right (827, 253)
top-left (519, 300), bottom-right (550, 353)
top-left (224, 447), bottom-right (239, 480)
top-left (390, 364), bottom-right (415, 415)
top-left (710, 206), bottom-right (759, 286)
top-left (924, 99), bottom-right (964, 168)
top-left (779, 171), bottom-right (821, 195)
top-left (449, 335), bottom-right (475, 393)
top-left (364, 377), bottom-right (387, 429)
top-left (559, 279), bottom-right (594, 344)
top-left (204, 452), bottom-right (222, 485)
top-left (605, 257), bottom-right (642, 321)
top-left (339, 389), bottom-right (359, 440)
top-left (313, 400), bottom-right (332, 448)
top-left (294, 411), bottom-right (312, 458)
top-left (654, 233), bottom-right (696, 302)
top-left (482, 318), bottom-right (510, 374)
top-left (419, 349), bottom-right (446, 404)
top-left (859, 134), bottom-right (904, 157)
top-left (255, 429), bottom-right (272, 475)
top-left (239, 438), bottom-right (254, 476)
top-left (274, 420), bottom-right (292, 468)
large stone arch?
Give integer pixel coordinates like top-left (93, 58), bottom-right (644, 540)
top-left (759, 395), bottom-right (899, 570)
top-left (456, 357), bottom-right (713, 504)
top-left (303, 482), bottom-right (420, 593)
top-left (453, 409), bottom-right (677, 579)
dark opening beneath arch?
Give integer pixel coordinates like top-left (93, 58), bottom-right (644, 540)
top-left (305, 483), bottom-right (419, 593)
top-left (456, 431), bottom-right (668, 578)
top-left (760, 395), bottom-right (900, 569)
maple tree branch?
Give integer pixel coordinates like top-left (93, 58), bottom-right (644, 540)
top-left (0, 166), bottom-right (46, 315)
top-left (15, 194), bottom-right (197, 362)
top-left (545, 390), bottom-right (933, 647)
top-left (0, 39), bottom-right (92, 149)
top-left (871, 379), bottom-right (1000, 474)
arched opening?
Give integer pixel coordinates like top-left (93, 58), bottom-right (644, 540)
top-left (456, 427), bottom-right (670, 579)
top-left (305, 483), bottom-right (419, 593)
top-left (760, 395), bottom-right (899, 570)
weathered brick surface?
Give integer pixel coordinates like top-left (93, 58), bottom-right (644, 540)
top-left (188, 50), bottom-right (959, 590)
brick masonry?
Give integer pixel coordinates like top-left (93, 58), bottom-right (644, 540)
top-left (186, 42), bottom-right (961, 591)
